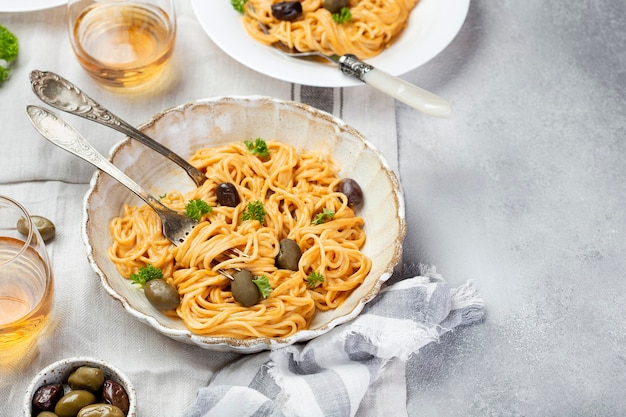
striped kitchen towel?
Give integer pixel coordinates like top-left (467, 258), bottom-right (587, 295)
top-left (183, 266), bottom-right (485, 417)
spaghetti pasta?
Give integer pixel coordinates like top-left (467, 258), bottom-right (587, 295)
top-left (107, 140), bottom-right (371, 339)
top-left (241, 0), bottom-right (419, 59)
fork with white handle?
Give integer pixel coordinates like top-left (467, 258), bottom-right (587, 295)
top-left (250, 4), bottom-right (452, 118)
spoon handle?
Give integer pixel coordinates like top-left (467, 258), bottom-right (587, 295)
top-left (25, 105), bottom-right (169, 215)
top-left (29, 70), bottom-right (207, 187)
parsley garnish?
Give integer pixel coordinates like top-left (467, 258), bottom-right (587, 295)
top-left (242, 200), bottom-right (267, 225)
top-left (231, 0), bottom-right (248, 13)
top-left (130, 264), bottom-right (163, 288)
top-left (185, 199), bottom-right (212, 221)
top-left (244, 138), bottom-right (270, 159)
top-left (306, 271), bottom-right (325, 288)
top-left (253, 275), bottom-right (272, 298)
top-left (0, 25), bottom-right (19, 85)
top-left (332, 7), bottom-right (351, 23)
top-left (312, 208), bottom-right (335, 225)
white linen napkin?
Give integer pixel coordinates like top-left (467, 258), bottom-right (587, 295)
top-left (183, 266), bottom-right (484, 417)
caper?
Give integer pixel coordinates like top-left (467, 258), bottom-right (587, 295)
top-left (102, 379), bottom-right (130, 415)
top-left (54, 390), bottom-right (96, 417)
top-left (323, 0), bottom-right (348, 14)
top-left (77, 403), bottom-right (125, 417)
top-left (231, 270), bottom-right (261, 307)
top-left (337, 178), bottom-right (363, 207)
top-left (275, 238), bottom-right (302, 271)
top-left (37, 412), bottom-right (59, 417)
top-left (68, 366), bottom-right (105, 392)
top-left (271, 1), bottom-right (303, 21)
top-left (216, 183), bottom-right (240, 207)
top-left (32, 383), bottom-right (64, 412)
top-left (17, 215), bottom-right (56, 242)
top-left (144, 278), bottom-right (180, 311)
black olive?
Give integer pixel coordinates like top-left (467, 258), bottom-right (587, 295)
top-left (216, 183), bottom-right (241, 207)
top-left (323, 0), bottom-right (349, 14)
top-left (144, 279), bottom-right (180, 311)
top-left (32, 383), bottom-right (64, 412)
top-left (338, 178), bottom-right (363, 207)
top-left (271, 1), bottom-right (303, 21)
top-left (231, 270), bottom-right (261, 307)
top-left (275, 238), bottom-right (302, 271)
top-left (102, 379), bottom-right (130, 415)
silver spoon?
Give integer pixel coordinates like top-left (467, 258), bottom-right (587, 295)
top-left (249, 6), bottom-right (452, 118)
top-left (25, 105), bottom-right (197, 246)
top-left (29, 70), bottom-right (207, 187)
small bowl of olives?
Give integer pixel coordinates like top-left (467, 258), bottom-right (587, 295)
top-left (23, 357), bottom-right (137, 417)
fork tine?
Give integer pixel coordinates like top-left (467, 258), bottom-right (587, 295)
top-left (214, 248), bottom-right (248, 280)
top-left (229, 248), bottom-right (247, 257)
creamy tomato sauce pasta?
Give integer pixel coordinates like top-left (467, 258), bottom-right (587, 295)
top-left (108, 140), bottom-right (371, 339)
top-left (241, 0), bottom-right (419, 59)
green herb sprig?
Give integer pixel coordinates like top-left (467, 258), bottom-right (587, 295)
top-left (231, 0), bottom-right (248, 13)
top-left (312, 208), bottom-right (335, 225)
top-left (244, 138), bottom-right (270, 159)
top-left (185, 199), bottom-right (212, 221)
top-left (242, 200), bottom-right (267, 225)
top-left (253, 275), bottom-right (272, 298)
top-left (130, 264), bottom-right (163, 288)
top-left (306, 271), bottom-right (325, 288)
top-left (332, 7), bottom-right (352, 24)
top-left (0, 25), bottom-right (19, 86)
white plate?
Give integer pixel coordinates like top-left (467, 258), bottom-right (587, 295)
top-left (191, 0), bottom-right (470, 87)
top-left (0, 0), bottom-right (65, 12)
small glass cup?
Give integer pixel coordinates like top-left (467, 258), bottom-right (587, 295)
top-left (0, 196), bottom-right (54, 365)
top-left (67, 0), bottom-right (176, 89)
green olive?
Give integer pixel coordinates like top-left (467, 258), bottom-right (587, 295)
top-left (275, 238), bottom-right (302, 271)
top-left (231, 270), bottom-right (261, 307)
top-left (37, 412), bottom-right (59, 417)
top-left (54, 390), bottom-right (96, 417)
top-left (17, 215), bottom-right (56, 242)
top-left (323, 0), bottom-right (348, 14)
top-left (77, 403), bottom-right (125, 417)
top-left (144, 278), bottom-right (180, 310)
top-left (68, 366), bottom-right (105, 392)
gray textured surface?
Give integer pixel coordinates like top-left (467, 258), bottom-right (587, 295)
top-left (399, 1), bottom-right (626, 415)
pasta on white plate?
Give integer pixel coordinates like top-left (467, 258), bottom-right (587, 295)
top-left (108, 140), bottom-right (371, 339)
top-left (241, 0), bottom-right (420, 59)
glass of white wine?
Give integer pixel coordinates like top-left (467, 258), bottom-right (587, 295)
top-left (0, 196), bottom-right (54, 365)
top-left (67, 0), bottom-right (176, 89)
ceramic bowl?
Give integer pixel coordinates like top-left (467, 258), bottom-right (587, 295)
top-left (83, 96), bottom-right (406, 353)
top-left (23, 356), bottom-right (137, 416)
